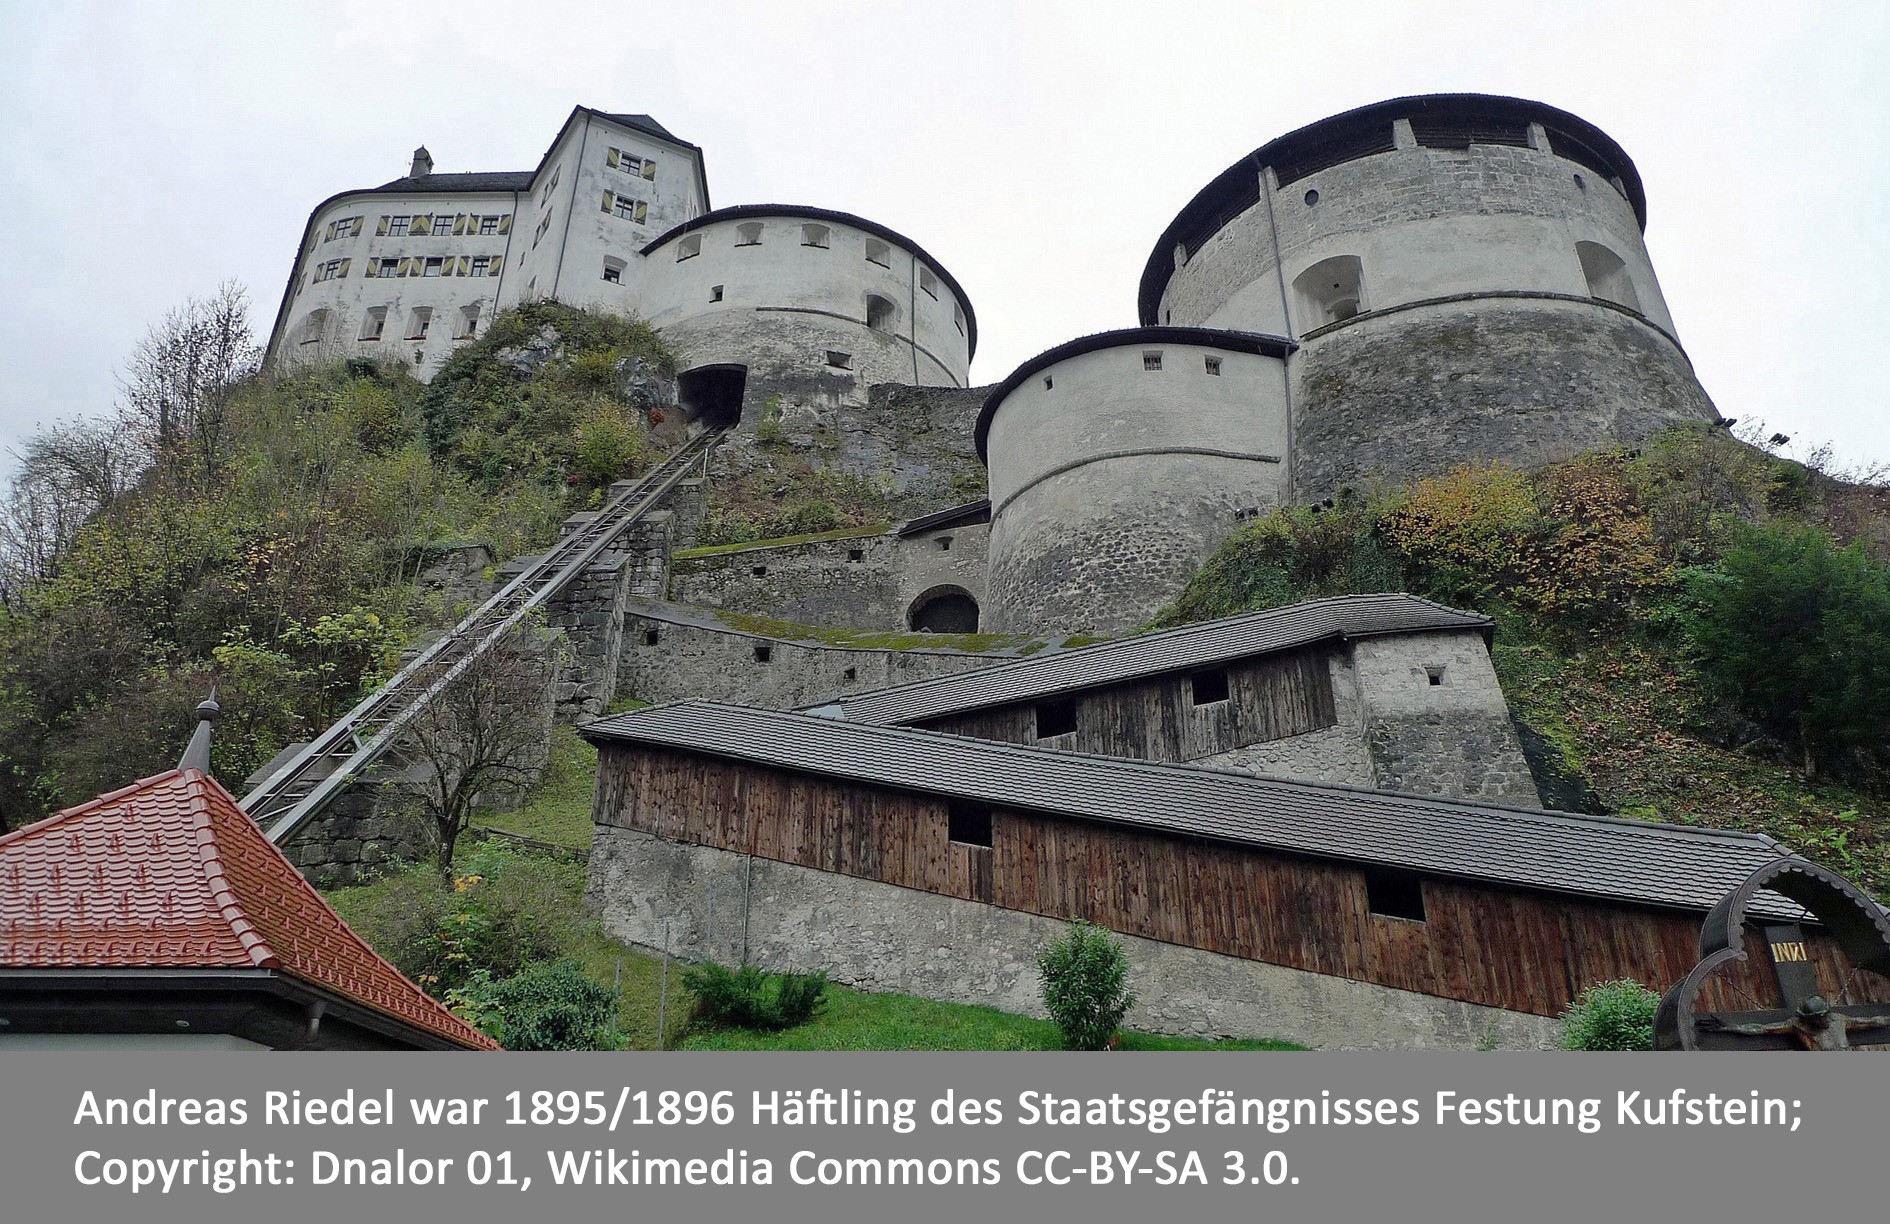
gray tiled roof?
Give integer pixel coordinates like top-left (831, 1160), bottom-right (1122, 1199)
top-left (368, 171), bottom-right (536, 194)
top-left (896, 499), bottom-right (990, 537)
top-left (806, 593), bottom-right (1494, 726)
top-left (582, 701), bottom-right (1800, 918)
top-left (598, 113), bottom-right (679, 142)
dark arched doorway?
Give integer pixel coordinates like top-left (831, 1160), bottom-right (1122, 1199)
top-left (678, 363), bottom-right (747, 430)
top-left (907, 585), bottom-right (980, 634)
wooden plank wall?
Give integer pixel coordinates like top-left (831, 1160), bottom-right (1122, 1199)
top-left (595, 746), bottom-right (1887, 1017)
top-left (915, 647), bottom-right (1340, 761)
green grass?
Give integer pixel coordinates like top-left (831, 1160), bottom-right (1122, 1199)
top-left (680, 983), bottom-right (1304, 1051)
top-left (475, 726), bottom-right (598, 851)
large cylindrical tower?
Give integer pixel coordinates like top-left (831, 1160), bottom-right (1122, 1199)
top-left (637, 205), bottom-right (975, 432)
top-left (978, 328), bottom-right (1294, 634)
top-left (1138, 94), bottom-right (1718, 498)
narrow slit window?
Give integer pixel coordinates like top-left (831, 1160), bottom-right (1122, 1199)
top-left (1043, 375), bottom-right (1054, 390)
top-left (1035, 698), bottom-right (1077, 739)
top-left (1142, 351), bottom-right (1163, 371)
top-left (752, 565), bottom-right (767, 577)
top-left (709, 284), bottom-right (724, 302)
top-left (1426, 665), bottom-right (1446, 687)
top-left (1204, 355), bottom-right (1223, 375)
top-left (935, 536), bottom-right (952, 552)
top-left (643, 629), bottom-right (660, 647)
top-left (947, 803), bottom-right (993, 848)
top-left (1189, 669), bottom-right (1230, 706)
top-left (1365, 870), bottom-right (1427, 922)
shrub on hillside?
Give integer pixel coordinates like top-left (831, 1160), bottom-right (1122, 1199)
top-left (1686, 522), bottom-right (1890, 779)
top-left (1150, 502), bottom-right (1400, 626)
top-left (1557, 979), bottom-right (1659, 1050)
top-left (682, 961), bottom-right (827, 1031)
top-left (341, 842), bottom-right (593, 993)
top-left (451, 958), bottom-right (622, 1050)
top-left (1037, 922), bottom-right (1135, 1050)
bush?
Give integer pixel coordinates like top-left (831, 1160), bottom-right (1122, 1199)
top-left (1037, 922), bottom-right (1135, 1050)
top-left (1686, 522), bottom-right (1890, 779)
top-left (1557, 979), bottom-right (1659, 1050)
top-left (1150, 502), bottom-right (1400, 627)
top-left (453, 958), bottom-right (622, 1050)
top-left (340, 842), bottom-right (593, 993)
top-left (681, 961), bottom-right (827, 1031)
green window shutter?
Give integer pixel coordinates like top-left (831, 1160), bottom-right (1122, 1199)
top-left (398, 257), bottom-right (412, 277)
top-left (451, 214), bottom-right (464, 235)
top-left (352, 217), bottom-right (364, 237)
top-left (635, 200), bottom-right (647, 223)
top-left (365, 261), bottom-right (377, 279)
top-left (412, 215), bottom-right (430, 236)
top-left (601, 191), bottom-right (614, 213)
top-left (337, 258), bottom-right (351, 277)
top-left (498, 214), bottom-right (512, 234)
top-left (606, 147), bottom-right (620, 169)
top-left (642, 160), bottom-right (656, 181)
top-left (377, 215), bottom-right (389, 236)
top-left (489, 259), bottom-right (502, 277)
top-left (457, 256), bottom-right (470, 276)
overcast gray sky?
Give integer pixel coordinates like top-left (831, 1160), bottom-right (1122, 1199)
top-left (2, 0), bottom-right (1885, 471)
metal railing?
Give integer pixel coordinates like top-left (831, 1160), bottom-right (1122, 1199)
top-left (243, 427), bottom-right (725, 843)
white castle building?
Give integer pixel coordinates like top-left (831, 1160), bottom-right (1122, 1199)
top-left (265, 105), bottom-right (975, 402)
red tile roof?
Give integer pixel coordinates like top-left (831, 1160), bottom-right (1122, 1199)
top-left (0, 768), bottom-right (498, 1050)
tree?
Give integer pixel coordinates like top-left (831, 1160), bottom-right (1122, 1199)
top-left (394, 625), bottom-right (557, 880)
top-left (1037, 921), bottom-right (1136, 1050)
top-left (0, 416), bottom-right (142, 604)
top-left (1688, 523), bottom-right (1890, 779)
top-left (118, 280), bottom-right (259, 486)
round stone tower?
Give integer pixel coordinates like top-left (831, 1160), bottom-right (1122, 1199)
top-left (1138, 94), bottom-right (1718, 499)
top-left (978, 328), bottom-right (1294, 634)
top-left (637, 204), bottom-right (975, 431)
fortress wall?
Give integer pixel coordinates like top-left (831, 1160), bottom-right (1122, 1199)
top-left (1291, 296), bottom-right (1717, 499)
top-left (982, 340), bottom-right (1290, 634)
top-left (668, 521), bottom-right (988, 631)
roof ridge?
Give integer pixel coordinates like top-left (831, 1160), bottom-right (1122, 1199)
top-left (593, 699), bottom-right (1783, 850)
top-left (0, 769), bottom-right (187, 850)
top-left (182, 771), bottom-right (278, 969)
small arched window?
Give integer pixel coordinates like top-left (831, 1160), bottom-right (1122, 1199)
top-left (864, 238), bottom-right (891, 267)
top-left (801, 224), bottom-right (830, 248)
top-left (676, 234), bottom-right (702, 261)
top-left (735, 221), bottom-right (763, 246)
top-left (1292, 255), bottom-right (1365, 329)
top-left (455, 305), bottom-right (481, 339)
top-left (865, 294), bottom-right (897, 332)
top-left (602, 256), bottom-right (626, 283)
top-left (404, 306), bottom-right (432, 340)
top-left (918, 267), bottom-right (939, 299)
top-left (358, 306), bottom-right (387, 341)
top-left (1576, 241), bottom-right (1642, 312)
top-left (299, 308), bottom-right (331, 345)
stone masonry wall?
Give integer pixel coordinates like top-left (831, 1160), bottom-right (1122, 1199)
top-left (587, 825), bottom-right (1560, 1049)
top-left (616, 600), bottom-right (1020, 709)
top-left (1291, 297), bottom-right (1717, 499)
top-left (667, 521), bottom-right (989, 631)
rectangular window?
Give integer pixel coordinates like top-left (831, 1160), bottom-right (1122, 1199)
top-left (388, 215), bottom-right (411, 236)
top-left (825, 350), bottom-right (852, 369)
top-left (919, 267), bottom-right (939, 299)
top-left (405, 307), bottom-right (432, 340)
top-left (423, 256), bottom-right (444, 277)
top-left (864, 238), bottom-right (891, 267)
top-left (358, 306), bottom-right (387, 341)
top-left (1142, 351), bottom-right (1163, 371)
top-left (455, 305), bottom-right (480, 339)
top-left (847, 548), bottom-right (865, 562)
top-left (801, 224), bottom-right (830, 248)
top-left (709, 284), bottom-right (724, 302)
top-left (677, 234), bottom-right (702, 260)
top-left (313, 259), bottom-right (345, 282)
top-left (1204, 355), bottom-right (1223, 375)
top-left (643, 629), bottom-right (660, 647)
top-left (947, 803), bottom-right (993, 848)
top-left (753, 645), bottom-right (772, 663)
top-left (375, 257), bottom-right (400, 278)
top-left (469, 256), bottom-right (491, 278)
top-left (1035, 698), bottom-right (1078, 739)
top-left (602, 261), bottom-right (622, 284)
top-left (1365, 870), bottom-right (1427, 922)
top-left (326, 216), bottom-right (359, 241)
top-left (1189, 669), bottom-right (1230, 706)
top-left (611, 195), bottom-right (647, 224)
top-left (479, 215), bottom-right (499, 235)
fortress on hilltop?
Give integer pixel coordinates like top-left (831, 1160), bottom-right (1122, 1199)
top-left (268, 95), bottom-right (1717, 635)
top-left (243, 97), bottom-right (1808, 1051)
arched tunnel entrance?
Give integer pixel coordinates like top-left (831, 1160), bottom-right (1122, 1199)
top-left (907, 585), bottom-right (980, 634)
top-left (678, 363), bottom-right (748, 430)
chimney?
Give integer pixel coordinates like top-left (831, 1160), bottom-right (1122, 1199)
top-left (410, 146), bottom-right (434, 179)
